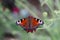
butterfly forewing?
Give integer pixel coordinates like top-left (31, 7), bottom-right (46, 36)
top-left (31, 18), bottom-right (40, 28)
top-left (19, 18), bottom-right (29, 29)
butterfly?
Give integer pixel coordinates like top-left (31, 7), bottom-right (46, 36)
top-left (16, 16), bottom-right (44, 33)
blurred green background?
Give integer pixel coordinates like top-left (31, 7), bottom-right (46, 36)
top-left (0, 0), bottom-right (60, 40)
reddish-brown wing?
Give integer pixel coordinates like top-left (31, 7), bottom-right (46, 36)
top-left (16, 18), bottom-right (29, 29)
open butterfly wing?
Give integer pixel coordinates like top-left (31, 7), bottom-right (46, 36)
top-left (17, 18), bottom-right (29, 29)
top-left (31, 18), bottom-right (40, 28)
top-left (29, 17), bottom-right (42, 32)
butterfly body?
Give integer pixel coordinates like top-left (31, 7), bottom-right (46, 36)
top-left (16, 16), bottom-right (44, 33)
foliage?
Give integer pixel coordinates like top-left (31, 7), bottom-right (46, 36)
top-left (0, 0), bottom-right (60, 40)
